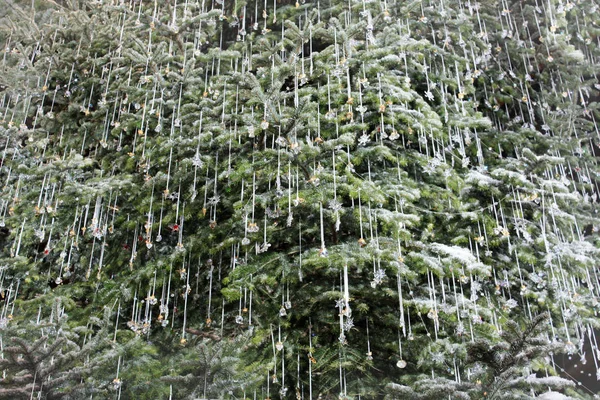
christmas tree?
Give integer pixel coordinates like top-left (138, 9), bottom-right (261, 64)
top-left (1, 0), bottom-right (600, 398)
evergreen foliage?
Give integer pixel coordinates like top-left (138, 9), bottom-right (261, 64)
top-left (1, 0), bottom-right (599, 398)
top-left (0, 298), bottom-right (120, 399)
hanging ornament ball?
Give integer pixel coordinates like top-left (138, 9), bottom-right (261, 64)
top-left (358, 237), bottom-right (367, 247)
top-left (396, 359), bottom-right (407, 368)
top-left (276, 341), bottom-right (284, 351)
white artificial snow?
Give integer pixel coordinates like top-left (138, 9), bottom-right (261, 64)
top-left (465, 169), bottom-right (501, 187)
top-left (536, 391), bottom-right (572, 399)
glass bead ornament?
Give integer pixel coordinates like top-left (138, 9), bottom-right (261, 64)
top-left (358, 133), bottom-right (370, 146)
top-left (455, 322), bottom-right (466, 336)
top-left (275, 136), bottom-right (287, 147)
top-left (140, 321), bottom-right (150, 335)
top-left (358, 237), bottom-right (367, 248)
top-left (427, 309), bottom-right (437, 320)
top-left (191, 155), bottom-right (203, 168)
top-left (261, 120), bottom-right (269, 129)
top-left (343, 318), bottom-right (354, 331)
top-left (275, 341), bottom-right (284, 351)
top-left (396, 359), bottom-right (407, 368)
top-left (328, 199), bottom-right (341, 212)
top-left (127, 320), bottom-right (138, 332)
top-left (279, 306), bottom-right (287, 317)
top-left (284, 300), bottom-right (292, 309)
top-left (355, 105), bottom-right (367, 114)
top-left (319, 246), bottom-right (328, 258)
top-left (235, 315), bottom-right (244, 324)
top-left (504, 298), bottom-right (518, 310)
top-left (371, 268), bottom-right (386, 287)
